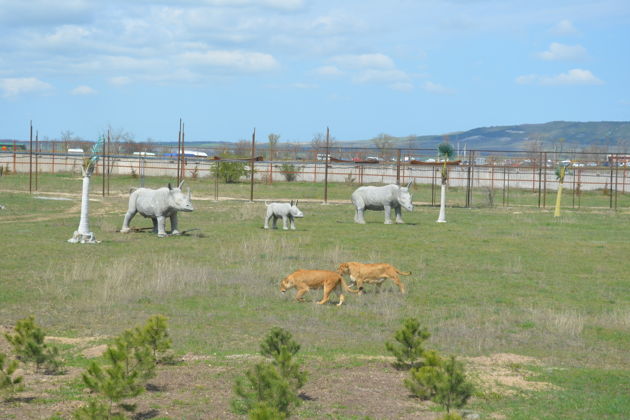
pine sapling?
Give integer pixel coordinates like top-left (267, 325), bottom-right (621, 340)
top-left (4, 316), bottom-right (63, 374)
top-left (260, 327), bottom-right (306, 391)
top-left (405, 354), bottom-right (473, 415)
top-left (385, 318), bottom-right (431, 369)
top-left (0, 352), bottom-right (23, 398)
top-left (232, 362), bottom-right (298, 417)
top-left (139, 315), bottom-right (172, 364)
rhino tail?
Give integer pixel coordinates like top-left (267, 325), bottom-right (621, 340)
top-left (129, 187), bottom-right (138, 194)
top-left (264, 201), bottom-right (271, 207)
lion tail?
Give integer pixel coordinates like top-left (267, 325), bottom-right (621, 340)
top-left (396, 268), bottom-right (412, 276)
top-left (340, 276), bottom-right (360, 294)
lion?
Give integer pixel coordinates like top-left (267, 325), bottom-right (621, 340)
top-left (337, 262), bottom-right (411, 294)
top-left (279, 269), bottom-right (359, 306)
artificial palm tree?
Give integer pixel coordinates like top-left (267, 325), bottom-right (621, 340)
top-left (436, 142), bottom-right (454, 223)
top-left (553, 163), bottom-right (569, 217)
top-left (68, 137), bottom-right (103, 243)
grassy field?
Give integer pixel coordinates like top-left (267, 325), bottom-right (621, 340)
top-left (1, 173), bottom-right (629, 419)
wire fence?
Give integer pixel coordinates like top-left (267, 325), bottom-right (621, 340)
top-left (1, 140), bottom-right (628, 210)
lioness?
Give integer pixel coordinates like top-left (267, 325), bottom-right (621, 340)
top-left (279, 269), bottom-right (359, 306)
top-left (337, 262), bottom-right (411, 294)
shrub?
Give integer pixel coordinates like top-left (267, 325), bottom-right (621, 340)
top-left (260, 327), bottom-right (306, 391)
top-left (0, 352), bottom-right (23, 398)
top-left (212, 160), bottom-right (249, 183)
top-left (279, 163), bottom-right (300, 182)
top-left (78, 315), bottom-right (171, 418)
top-left (405, 354), bottom-right (473, 415)
top-left (385, 318), bottom-right (430, 369)
top-left (4, 316), bottom-right (63, 374)
top-left (233, 327), bottom-right (306, 418)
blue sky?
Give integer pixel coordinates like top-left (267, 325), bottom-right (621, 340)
top-left (1, 0), bottom-right (628, 143)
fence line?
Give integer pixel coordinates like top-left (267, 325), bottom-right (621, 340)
top-left (1, 145), bottom-right (627, 210)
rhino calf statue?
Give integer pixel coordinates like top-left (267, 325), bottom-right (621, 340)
top-left (264, 201), bottom-right (304, 230)
top-left (121, 182), bottom-right (193, 237)
top-left (352, 182), bottom-right (413, 224)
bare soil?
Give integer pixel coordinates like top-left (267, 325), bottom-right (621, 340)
top-left (0, 329), bottom-right (555, 420)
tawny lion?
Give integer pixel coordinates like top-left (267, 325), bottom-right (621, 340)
top-left (337, 262), bottom-right (411, 294)
top-left (279, 269), bottom-right (359, 306)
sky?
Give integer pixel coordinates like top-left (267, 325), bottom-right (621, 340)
top-left (1, 0), bottom-right (629, 144)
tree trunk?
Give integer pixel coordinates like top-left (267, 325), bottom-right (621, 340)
top-left (437, 182), bottom-right (447, 223)
top-left (68, 174), bottom-right (99, 243)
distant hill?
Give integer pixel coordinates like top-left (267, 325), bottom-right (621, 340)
top-left (159, 121), bottom-right (630, 152)
top-left (382, 121), bottom-right (630, 151)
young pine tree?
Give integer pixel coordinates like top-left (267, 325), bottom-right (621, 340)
top-left (385, 318), bottom-right (431, 369)
top-left (405, 354), bottom-right (473, 415)
top-left (0, 352), bottom-right (23, 398)
top-left (260, 327), bottom-right (307, 391)
top-left (138, 315), bottom-right (172, 363)
top-left (4, 316), bottom-right (62, 374)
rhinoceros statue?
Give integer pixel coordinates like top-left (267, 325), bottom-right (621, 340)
top-left (120, 181), bottom-right (193, 237)
top-left (351, 182), bottom-right (413, 224)
top-left (264, 200), bottom-right (304, 230)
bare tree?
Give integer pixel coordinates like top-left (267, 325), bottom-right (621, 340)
top-left (373, 133), bottom-right (396, 161)
top-left (311, 132), bottom-right (336, 160)
top-left (268, 133), bottom-right (280, 161)
top-left (233, 139), bottom-right (250, 157)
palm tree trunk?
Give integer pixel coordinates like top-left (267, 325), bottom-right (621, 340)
top-left (437, 182), bottom-right (447, 223)
top-left (68, 172), bottom-right (99, 243)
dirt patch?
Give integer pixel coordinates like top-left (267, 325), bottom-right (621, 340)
top-left (466, 353), bottom-right (558, 395)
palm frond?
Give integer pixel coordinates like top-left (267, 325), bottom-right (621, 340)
top-left (437, 142), bottom-right (454, 160)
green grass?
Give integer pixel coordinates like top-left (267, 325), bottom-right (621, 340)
top-left (1, 173), bottom-right (630, 418)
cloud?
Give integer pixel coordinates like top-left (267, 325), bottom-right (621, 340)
top-left (0, 77), bottom-right (53, 97)
top-left (332, 54), bottom-right (395, 70)
top-left (550, 19), bottom-right (578, 36)
top-left (422, 81), bottom-right (455, 95)
top-left (516, 69), bottom-right (603, 86)
top-left (314, 65), bottom-right (343, 77)
top-left (109, 76), bottom-right (132, 86)
top-left (538, 42), bottom-right (587, 61)
top-left (71, 85), bottom-right (96, 95)
top-left (180, 50), bottom-right (279, 72)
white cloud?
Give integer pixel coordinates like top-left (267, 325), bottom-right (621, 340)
top-left (516, 69), bottom-right (603, 86)
top-left (314, 65), bottom-right (343, 77)
top-left (109, 76), bottom-right (132, 86)
top-left (0, 77), bottom-right (53, 97)
top-left (550, 19), bottom-right (578, 36)
top-left (180, 50), bottom-right (279, 72)
top-left (354, 69), bottom-right (409, 85)
top-left (332, 54), bottom-right (395, 70)
top-left (422, 81), bottom-right (455, 95)
top-left (71, 85), bottom-right (96, 95)
top-left (538, 42), bottom-right (587, 61)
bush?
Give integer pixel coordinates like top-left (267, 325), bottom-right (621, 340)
top-left (4, 316), bottom-right (63, 374)
top-left (385, 318), bottom-right (430, 369)
top-left (212, 160), bottom-right (249, 183)
top-left (78, 315), bottom-right (171, 418)
top-left (279, 163), bottom-right (300, 182)
top-left (405, 354), bottom-right (473, 415)
top-left (0, 352), bottom-right (23, 398)
top-left (233, 327), bottom-right (306, 418)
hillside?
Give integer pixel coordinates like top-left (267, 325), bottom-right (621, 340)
top-left (389, 121), bottom-right (630, 151)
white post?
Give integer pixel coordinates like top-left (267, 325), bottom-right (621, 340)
top-left (68, 169), bottom-right (99, 243)
top-left (436, 183), bottom-right (447, 223)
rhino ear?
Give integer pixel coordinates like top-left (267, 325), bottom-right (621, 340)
top-left (168, 183), bottom-right (172, 190)
top-left (290, 200), bottom-right (294, 206)
top-left (295, 200), bottom-right (299, 207)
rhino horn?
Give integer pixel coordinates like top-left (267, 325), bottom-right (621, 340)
top-left (405, 181), bottom-right (412, 189)
top-left (178, 180), bottom-right (185, 189)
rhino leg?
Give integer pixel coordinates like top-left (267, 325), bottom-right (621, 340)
top-left (282, 215), bottom-right (289, 230)
top-left (121, 210), bottom-right (136, 233)
top-left (170, 214), bottom-right (180, 235)
top-left (151, 217), bottom-right (158, 233)
top-left (384, 205), bottom-right (393, 224)
top-left (394, 206), bottom-right (405, 224)
top-left (289, 216), bottom-right (296, 230)
top-left (354, 207), bottom-right (366, 224)
top-left (272, 215), bottom-right (279, 229)
top-left (156, 215), bottom-right (167, 237)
